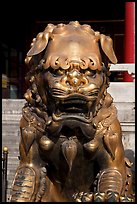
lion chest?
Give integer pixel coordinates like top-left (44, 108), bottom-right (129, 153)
top-left (39, 136), bottom-right (95, 191)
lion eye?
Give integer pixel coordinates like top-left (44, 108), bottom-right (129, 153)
top-left (52, 68), bottom-right (64, 77)
top-left (85, 69), bottom-right (97, 78)
top-left (57, 69), bottom-right (64, 75)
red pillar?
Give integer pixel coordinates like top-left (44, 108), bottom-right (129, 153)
top-left (124, 2), bottom-right (135, 81)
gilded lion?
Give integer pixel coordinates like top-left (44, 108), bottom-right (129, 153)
top-left (10, 21), bottom-right (134, 202)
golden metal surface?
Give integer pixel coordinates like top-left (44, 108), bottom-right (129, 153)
top-left (3, 146), bottom-right (8, 153)
top-left (10, 21), bottom-right (134, 202)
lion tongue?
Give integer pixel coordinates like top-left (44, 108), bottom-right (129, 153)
top-left (61, 139), bottom-right (77, 172)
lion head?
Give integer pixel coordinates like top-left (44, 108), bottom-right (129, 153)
top-left (24, 21), bottom-right (117, 139)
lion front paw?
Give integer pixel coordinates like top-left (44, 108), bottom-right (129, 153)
top-left (72, 192), bottom-right (93, 202)
top-left (94, 191), bottom-right (134, 202)
top-left (72, 191), bottom-right (135, 202)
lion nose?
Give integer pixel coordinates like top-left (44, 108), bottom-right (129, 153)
top-left (66, 69), bottom-right (87, 87)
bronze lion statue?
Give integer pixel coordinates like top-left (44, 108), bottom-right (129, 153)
top-left (10, 21), bottom-right (134, 202)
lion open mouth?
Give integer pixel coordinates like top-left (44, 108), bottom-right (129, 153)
top-left (52, 95), bottom-right (95, 123)
top-left (58, 97), bottom-right (88, 114)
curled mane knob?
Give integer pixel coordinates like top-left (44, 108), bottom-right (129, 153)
top-left (39, 135), bottom-right (54, 151)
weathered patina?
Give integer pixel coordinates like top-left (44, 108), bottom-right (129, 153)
top-left (10, 21), bottom-right (134, 202)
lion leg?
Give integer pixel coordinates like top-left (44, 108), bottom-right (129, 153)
top-left (94, 121), bottom-right (134, 202)
top-left (10, 119), bottom-right (48, 202)
top-left (10, 164), bottom-right (47, 202)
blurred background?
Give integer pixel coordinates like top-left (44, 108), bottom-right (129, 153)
top-left (1, 1), bottom-right (135, 99)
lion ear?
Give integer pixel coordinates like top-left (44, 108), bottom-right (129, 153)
top-left (100, 34), bottom-right (117, 64)
top-left (27, 32), bottom-right (50, 56)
